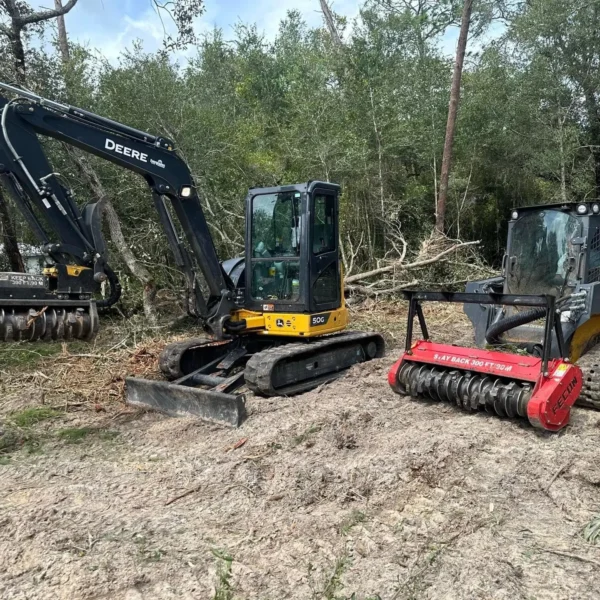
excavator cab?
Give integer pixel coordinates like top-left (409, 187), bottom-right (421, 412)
top-left (245, 183), bottom-right (342, 319)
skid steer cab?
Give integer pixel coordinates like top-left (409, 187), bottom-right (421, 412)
top-left (465, 203), bottom-right (600, 364)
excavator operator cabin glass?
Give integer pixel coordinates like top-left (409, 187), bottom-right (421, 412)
top-left (313, 194), bottom-right (336, 255)
top-left (251, 192), bottom-right (301, 302)
top-left (507, 210), bottom-right (580, 298)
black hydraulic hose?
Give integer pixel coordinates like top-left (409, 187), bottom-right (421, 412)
top-left (485, 307), bottom-right (547, 346)
top-left (224, 318), bottom-right (247, 333)
top-left (96, 264), bottom-right (122, 310)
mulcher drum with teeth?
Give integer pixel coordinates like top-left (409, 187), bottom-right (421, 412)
top-left (0, 273), bottom-right (98, 342)
top-left (388, 291), bottom-right (583, 432)
top-left (389, 342), bottom-right (582, 431)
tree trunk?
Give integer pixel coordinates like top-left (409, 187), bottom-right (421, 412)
top-left (584, 90), bottom-right (600, 197)
top-left (63, 145), bottom-right (158, 324)
top-left (0, 187), bottom-right (25, 272)
top-left (436, 0), bottom-right (473, 234)
top-left (54, 0), bottom-right (71, 63)
top-left (558, 112), bottom-right (567, 203)
top-left (1, 25), bottom-right (26, 270)
top-left (8, 28), bottom-right (26, 85)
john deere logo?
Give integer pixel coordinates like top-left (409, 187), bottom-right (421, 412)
top-left (276, 319), bottom-right (284, 328)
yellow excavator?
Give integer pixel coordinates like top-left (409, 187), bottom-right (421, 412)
top-left (0, 82), bottom-right (384, 426)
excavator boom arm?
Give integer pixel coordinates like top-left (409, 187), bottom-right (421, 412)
top-left (0, 83), bottom-right (234, 334)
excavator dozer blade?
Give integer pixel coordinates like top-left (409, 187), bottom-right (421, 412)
top-left (125, 377), bottom-right (246, 428)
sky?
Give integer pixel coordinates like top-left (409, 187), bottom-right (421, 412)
top-left (58, 0), bottom-right (502, 64)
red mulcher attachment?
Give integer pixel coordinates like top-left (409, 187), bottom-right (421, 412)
top-left (388, 292), bottom-right (583, 432)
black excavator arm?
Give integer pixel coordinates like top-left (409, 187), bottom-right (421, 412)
top-left (0, 82), bottom-right (236, 337)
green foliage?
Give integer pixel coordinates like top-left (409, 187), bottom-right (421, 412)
top-left (4, 0), bottom-right (600, 290)
top-left (211, 549), bottom-right (235, 600)
top-left (340, 510), bottom-right (367, 536)
top-left (583, 514), bottom-right (600, 545)
top-left (0, 345), bottom-right (62, 370)
top-left (10, 407), bottom-right (60, 428)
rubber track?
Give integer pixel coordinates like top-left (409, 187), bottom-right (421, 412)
top-left (244, 331), bottom-right (385, 397)
top-left (577, 345), bottom-right (600, 410)
top-left (158, 337), bottom-right (212, 379)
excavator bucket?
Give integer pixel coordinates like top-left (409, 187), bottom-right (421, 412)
top-left (388, 292), bottom-right (583, 432)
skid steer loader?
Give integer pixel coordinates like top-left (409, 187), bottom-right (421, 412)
top-left (388, 202), bottom-right (600, 431)
top-left (0, 82), bottom-right (384, 427)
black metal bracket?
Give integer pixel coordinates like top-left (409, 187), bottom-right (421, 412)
top-left (402, 291), bottom-right (566, 376)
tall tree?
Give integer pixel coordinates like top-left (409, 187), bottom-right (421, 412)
top-left (436, 0), bottom-right (473, 233)
top-left (0, 1), bottom-right (79, 272)
top-left (510, 0), bottom-right (600, 198)
top-left (0, 0), bottom-right (78, 84)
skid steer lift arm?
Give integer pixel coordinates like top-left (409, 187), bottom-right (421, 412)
top-left (0, 82), bottom-right (236, 337)
top-left (389, 291), bottom-right (583, 431)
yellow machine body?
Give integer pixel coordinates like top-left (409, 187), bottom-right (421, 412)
top-left (230, 305), bottom-right (348, 337)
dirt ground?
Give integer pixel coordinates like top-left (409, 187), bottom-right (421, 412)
top-left (2, 304), bottom-right (600, 600)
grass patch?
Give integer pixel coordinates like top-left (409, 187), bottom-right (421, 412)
top-left (211, 548), bottom-right (234, 600)
top-left (0, 344), bottom-right (62, 369)
top-left (10, 407), bottom-right (61, 428)
top-left (340, 510), bottom-right (367, 536)
top-left (0, 455), bottom-right (11, 465)
top-left (0, 423), bottom-right (45, 456)
top-left (0, 427), bottom-right (22, 453)
top-left (0, 340), bottom-right (96, 371)
top-left (291, 424), bottom-right (322, 448)
top-left (584, 514), bottom-right (600, 544)
top-left (309, 552), bottom-right (350, 600)
top-left (57, 427), bottom-right (119, 444)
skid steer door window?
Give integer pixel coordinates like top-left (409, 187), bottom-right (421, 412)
top-left (249, 192), bottom-right (302, 305)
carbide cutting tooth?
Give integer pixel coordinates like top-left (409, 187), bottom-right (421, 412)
top-left (398, 362), bottom-right (418, 395)
top-left (489, 379), bottom-right (507, 417)
top-left (457, 372), bottom-right (473, 409)
top-left (466, 375), bottom-right (481, 411)
top-left (429, 368), bottom-right (444, 401)
top-left (438, 369), bottom-right (454, 402)
top-left (448, 370), bottom-right (461, 407)
top-left (516, 385), bottom-right (532, 417)
top-left (498, 382), bottom-right (514, 418)
top-left (414, 365), bottom-right (430, 398)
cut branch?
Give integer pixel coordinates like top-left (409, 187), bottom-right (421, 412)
top-left (345, 240), bottom-right (480, 284)
top-left (18, 0), bottom-right (79, 26)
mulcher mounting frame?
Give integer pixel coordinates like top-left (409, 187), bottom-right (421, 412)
top-left (404, 291), bottom-right (567, 374)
